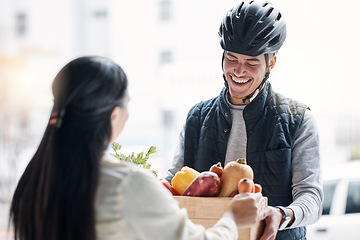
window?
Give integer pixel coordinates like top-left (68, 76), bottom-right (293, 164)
top-left (16, 12), bottom-right (27, 36)
top-left (162, 110), bottom-right (173, 128)
top-left (93, 9), bottom-right (108, 18)
top-left (346, 180), bottom-right (360, 214)
top-left (159, 0), bottom-right (172, 21)
top-left (322, 181), bottom-right (337, 215)
top-left (159, 50), bottom-right (172, 64)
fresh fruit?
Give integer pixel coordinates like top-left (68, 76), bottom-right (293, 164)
top-left (209, 162), bottom-right (224, 178)
top-left (160, 178), bottom-right (179, 196)
top-left (229, 190), bottom-right (239, 197)
top-left (218, 158), bottom-right (254, 197)
top-left (237, 178), bottom-right (255, 193)
top-left (182, 171), bottom-right (221, 197)
top-left (254, 183), bottom-right (262, 193)
top-left (171, 166), bottom-right (200, 195)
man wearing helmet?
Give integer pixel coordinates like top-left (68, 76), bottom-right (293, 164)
top-left (166, 1), bottom-right (323, 239)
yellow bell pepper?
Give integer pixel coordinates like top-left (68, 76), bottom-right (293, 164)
top-left (171, 166), bottom-right (200, 195)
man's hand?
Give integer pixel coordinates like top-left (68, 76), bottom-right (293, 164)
top-left (259, 206), bottom-right (283, 240)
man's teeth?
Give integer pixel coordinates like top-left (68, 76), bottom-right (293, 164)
top-left (232, 77), bottom-right (250, 84)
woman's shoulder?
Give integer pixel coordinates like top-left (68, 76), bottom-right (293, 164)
top-left (100, 154), bottom-right (147, 180)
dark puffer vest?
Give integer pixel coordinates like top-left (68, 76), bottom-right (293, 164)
top-left (183, 81), bottom-right (308, 239)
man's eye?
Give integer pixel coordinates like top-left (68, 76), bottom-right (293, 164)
top-left (226, 57), bottom-right (236, 62)
top-left (246, 62), bottom-right (256, 67)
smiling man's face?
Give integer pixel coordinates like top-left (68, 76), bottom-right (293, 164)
top-left (223, 51), bottom-right (276, 105)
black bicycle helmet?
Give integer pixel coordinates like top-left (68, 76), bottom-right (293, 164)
top-left (218, 0), bottom-right (286, 56)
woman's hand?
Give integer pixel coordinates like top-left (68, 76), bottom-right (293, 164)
top-left (223, 192), bottom-right (266, 228)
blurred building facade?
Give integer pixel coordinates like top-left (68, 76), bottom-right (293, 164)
top-left (0, 0), bottom-right (229, 203)
top-left (1, 0), bottom-right (360, 205)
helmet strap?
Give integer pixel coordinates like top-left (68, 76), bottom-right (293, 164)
top-left (222, 52), bottom-right (229, 89)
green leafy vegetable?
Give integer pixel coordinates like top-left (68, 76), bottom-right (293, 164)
top-left (111, 142), bottom-right (158, 176)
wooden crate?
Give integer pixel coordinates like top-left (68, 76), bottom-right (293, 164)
top-left (174, 196), bottom-right (266, 240)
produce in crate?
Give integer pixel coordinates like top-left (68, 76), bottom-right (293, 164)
top-left (254, 183), bottom-right (262, 193)
top-left (238, 178), bottom-right (255, 193)
top-left (182, 171), bottom-right (221, 197)
top-left (171, 166), bottom-right (200, 195)
top-left (168, 159), bottom-right (263, 198)
top-left (160, 178), bottom-right (179, 196)
top-left (209, 162), bottom-right (223, 178)
top-left (218, 158), bottom-right (254, 197)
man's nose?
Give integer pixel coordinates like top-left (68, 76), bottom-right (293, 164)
top-left (234, 63), bottom-right (245, 77)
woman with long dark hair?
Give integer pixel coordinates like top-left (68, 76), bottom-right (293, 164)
top-left (9, 56), bottom-right (269, 240)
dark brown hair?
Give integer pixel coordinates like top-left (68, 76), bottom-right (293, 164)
top-left (10, 56), bottom-right (128, 240)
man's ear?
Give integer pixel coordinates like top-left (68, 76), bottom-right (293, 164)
top-left (269, 55), bottom-right (277, 70)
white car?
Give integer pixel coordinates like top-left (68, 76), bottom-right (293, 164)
top-left (307, 161), bottom-right (360, 240)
